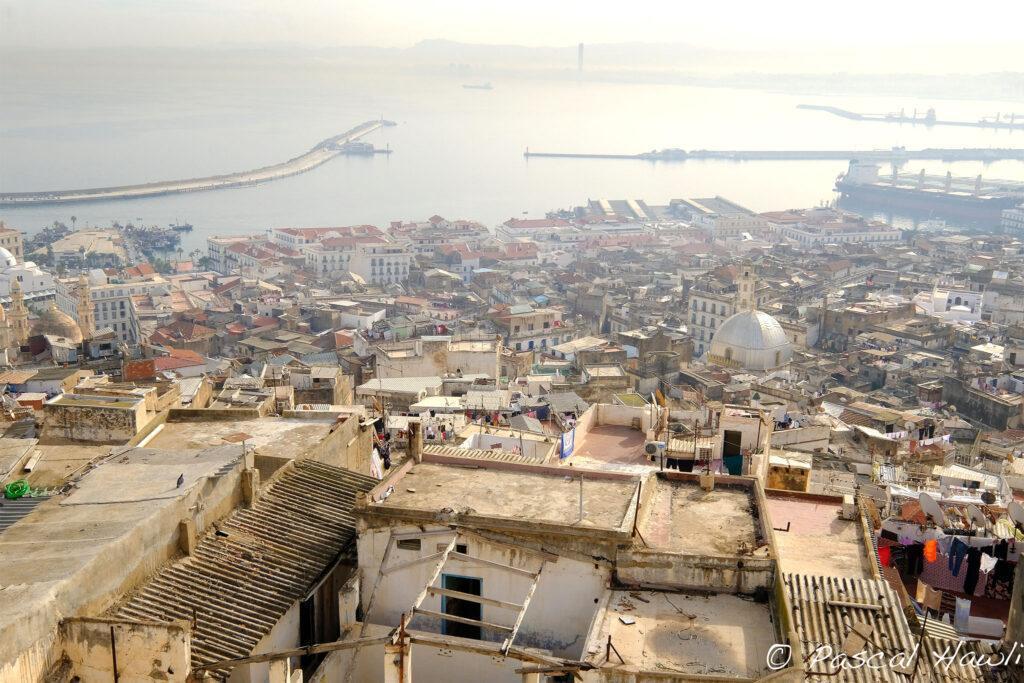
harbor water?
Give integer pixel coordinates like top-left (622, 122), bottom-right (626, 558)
top-left (3, 58), bottom-right (1024, 251)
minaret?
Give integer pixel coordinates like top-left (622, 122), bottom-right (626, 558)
top-left (735, 263), bottom-right (757, 311)
top-left (0, 300), bottom-right (10, 354)
top-left (76, 274), bottom-right (95, 339)
top-left (9, 279), bottom-right (29, 345)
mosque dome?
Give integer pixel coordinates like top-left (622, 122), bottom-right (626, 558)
top-left (31, 304), bottom-right (83, 344)
top-left (0, 248), bottom-right (16, 268)
top-left (709, 309), bottom-right (792, 371)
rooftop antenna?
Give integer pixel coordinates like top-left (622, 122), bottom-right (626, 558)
top-left (919, 492), bottom-right (944, 527)
top-left (966, 504), bottom-right (989, 533)
top-left (1008, 501), bottom-right (1024, 531)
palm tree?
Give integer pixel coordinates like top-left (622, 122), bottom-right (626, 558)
top-left (70, 215), bottom-right (77, 231)
top-left (176, 247), bottom-right (184, 262)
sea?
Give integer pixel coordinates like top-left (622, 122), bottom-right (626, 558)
top-left (3, 59), bottom-right (1024, 253)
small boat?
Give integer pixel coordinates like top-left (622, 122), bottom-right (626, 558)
top-left (462, 82), bottom-right (493, 90)
top-left (170, 221), bottom-right (193, 232)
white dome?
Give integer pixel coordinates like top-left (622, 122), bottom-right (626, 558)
top-left (0, 248), bottom-right (16, 268)
top-left (709, 309), bottom-right (793, 371)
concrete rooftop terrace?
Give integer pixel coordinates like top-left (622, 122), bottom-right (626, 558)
top-left (570, 424), bottom-right (649, 473)
top-left (593, 589), bottom-right (774, 678)
top-left (364, 459), bottom-right (640, 536)
top-left (149, 417), bottom-right (335, 461)
top-left (765, 492), bottom-right (872, 579)
top-left (0, 445), bottom-right (244, 671)
top-left (638, 475), bottom-right (763, 556)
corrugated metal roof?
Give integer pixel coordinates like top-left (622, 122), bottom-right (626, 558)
top-left (423, 444), bottom-right (545, 464)
top-left (0, 494), bottom-right (50, 534)
top-left (112, 460), bottom-right (376, 674)
top-left (783, 572), bottom-right (1000, 682)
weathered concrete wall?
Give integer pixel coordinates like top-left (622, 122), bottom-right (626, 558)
top-left (43, 400), bottom-right (146, 443)
top-left (357, 526), bottom-right (606, 658)
top-left (596, 403), bottom-right (655, 433)
top-left (766, 466), bottom-right (810, 492)
top-left (61, 617), bottom-right (190, 683)
top-left (231, 601), bottom-right (301, 683)
top-left (298, 414), bottom-right (374, 475)
top-left (942, 376), bottom-right (1023, 430)
top-left (615, 550), bottom-right (774, 594)
top-left (0, 460), bottom-right (245, 683)
top-left (769, 425), bottom-right (829, 451)
top-left (167, 407), bottom-right (264, 421)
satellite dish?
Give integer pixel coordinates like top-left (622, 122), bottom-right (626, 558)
top-left (966, 504), bottom-right (989, 529)
top-left (981, 491), bottom-right (997, 505)
top-left (919, 492), bottom-right (945, 526)
top-left (905, 420), bottom-right (916, 431)
top-left (1009, 501), bottom-right (1024, 528)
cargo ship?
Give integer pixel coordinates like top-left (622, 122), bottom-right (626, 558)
top-left (835, 161), bottom-right (1024, 224)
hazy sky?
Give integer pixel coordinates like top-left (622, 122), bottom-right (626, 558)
top-left (2, 0), bottom-right (1021, 56)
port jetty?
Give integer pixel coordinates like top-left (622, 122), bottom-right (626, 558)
top-left (523, 146), bottom-right (1024, 163)
top-left (798, 104), bottom-right (1024, 130)
top-left (0, 119), bottom-right (395, 207)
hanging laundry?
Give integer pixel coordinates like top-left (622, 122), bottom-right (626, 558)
top-left (949, 538), bottom-right (969, 576)
top-left (920, 553), bottom-right (967, 593)
top-left (937, 535), bottom-right (954, 555)
top-left (915, 581), bottom-right (943, 612)
top-left (906, 544), bottom-right (925, 576)
top-left (963, 547), bottom-right (983, 595)
top-left (980, 553), bottom-right (998, 573)
top-left (924, 539), bottom-right (938, 563)
top-left (878, 545), bottom-right (891, 567)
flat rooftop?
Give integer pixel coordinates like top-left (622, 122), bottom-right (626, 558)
top-left (638, 477), bottom-right (760, 555)
top-left (150, 418), bottom-right (334, 462)
top-left (369, 462), bottom-right (637, 533)
top-left (595, 589), bottom-right (774, 678)
top-left (765, 494), bottom-right (871, 579)
top-left (570, 425), bottom-right (649, 473)
top-left (26, 442), bottom-right (112, 488)
top-left (0, 445), bottom-right (243, 666)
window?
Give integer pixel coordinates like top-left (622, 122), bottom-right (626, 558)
top-left (396, 539), bottom-right (421, 551)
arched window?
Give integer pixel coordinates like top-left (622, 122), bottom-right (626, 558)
top-left (724, 347), bottom-right (733, 361)
top-left (775, 350), bottom-right (782, 366)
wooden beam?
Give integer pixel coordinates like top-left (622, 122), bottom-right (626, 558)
top-left (407, 632), bottom-right (584, 669)
top-left (502, 561), bottom-right (545, 654)
top-left (514, 666), bottom-right (582, 674)
top-left (381, 550), bottom-right (448, 576)
top-left (449, 551), bottom-right (537, 578)
top-left (408, 536), bottom-right (458, 613)
top-left (413, 608), bottom-right (513, 633)
top-left (192, 635), bottom-right (392, 671)
top-left (427, 587), bottom-right (523, 611)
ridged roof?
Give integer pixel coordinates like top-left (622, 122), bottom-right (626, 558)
top-left (111, 460), bottom-right (377, 674)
